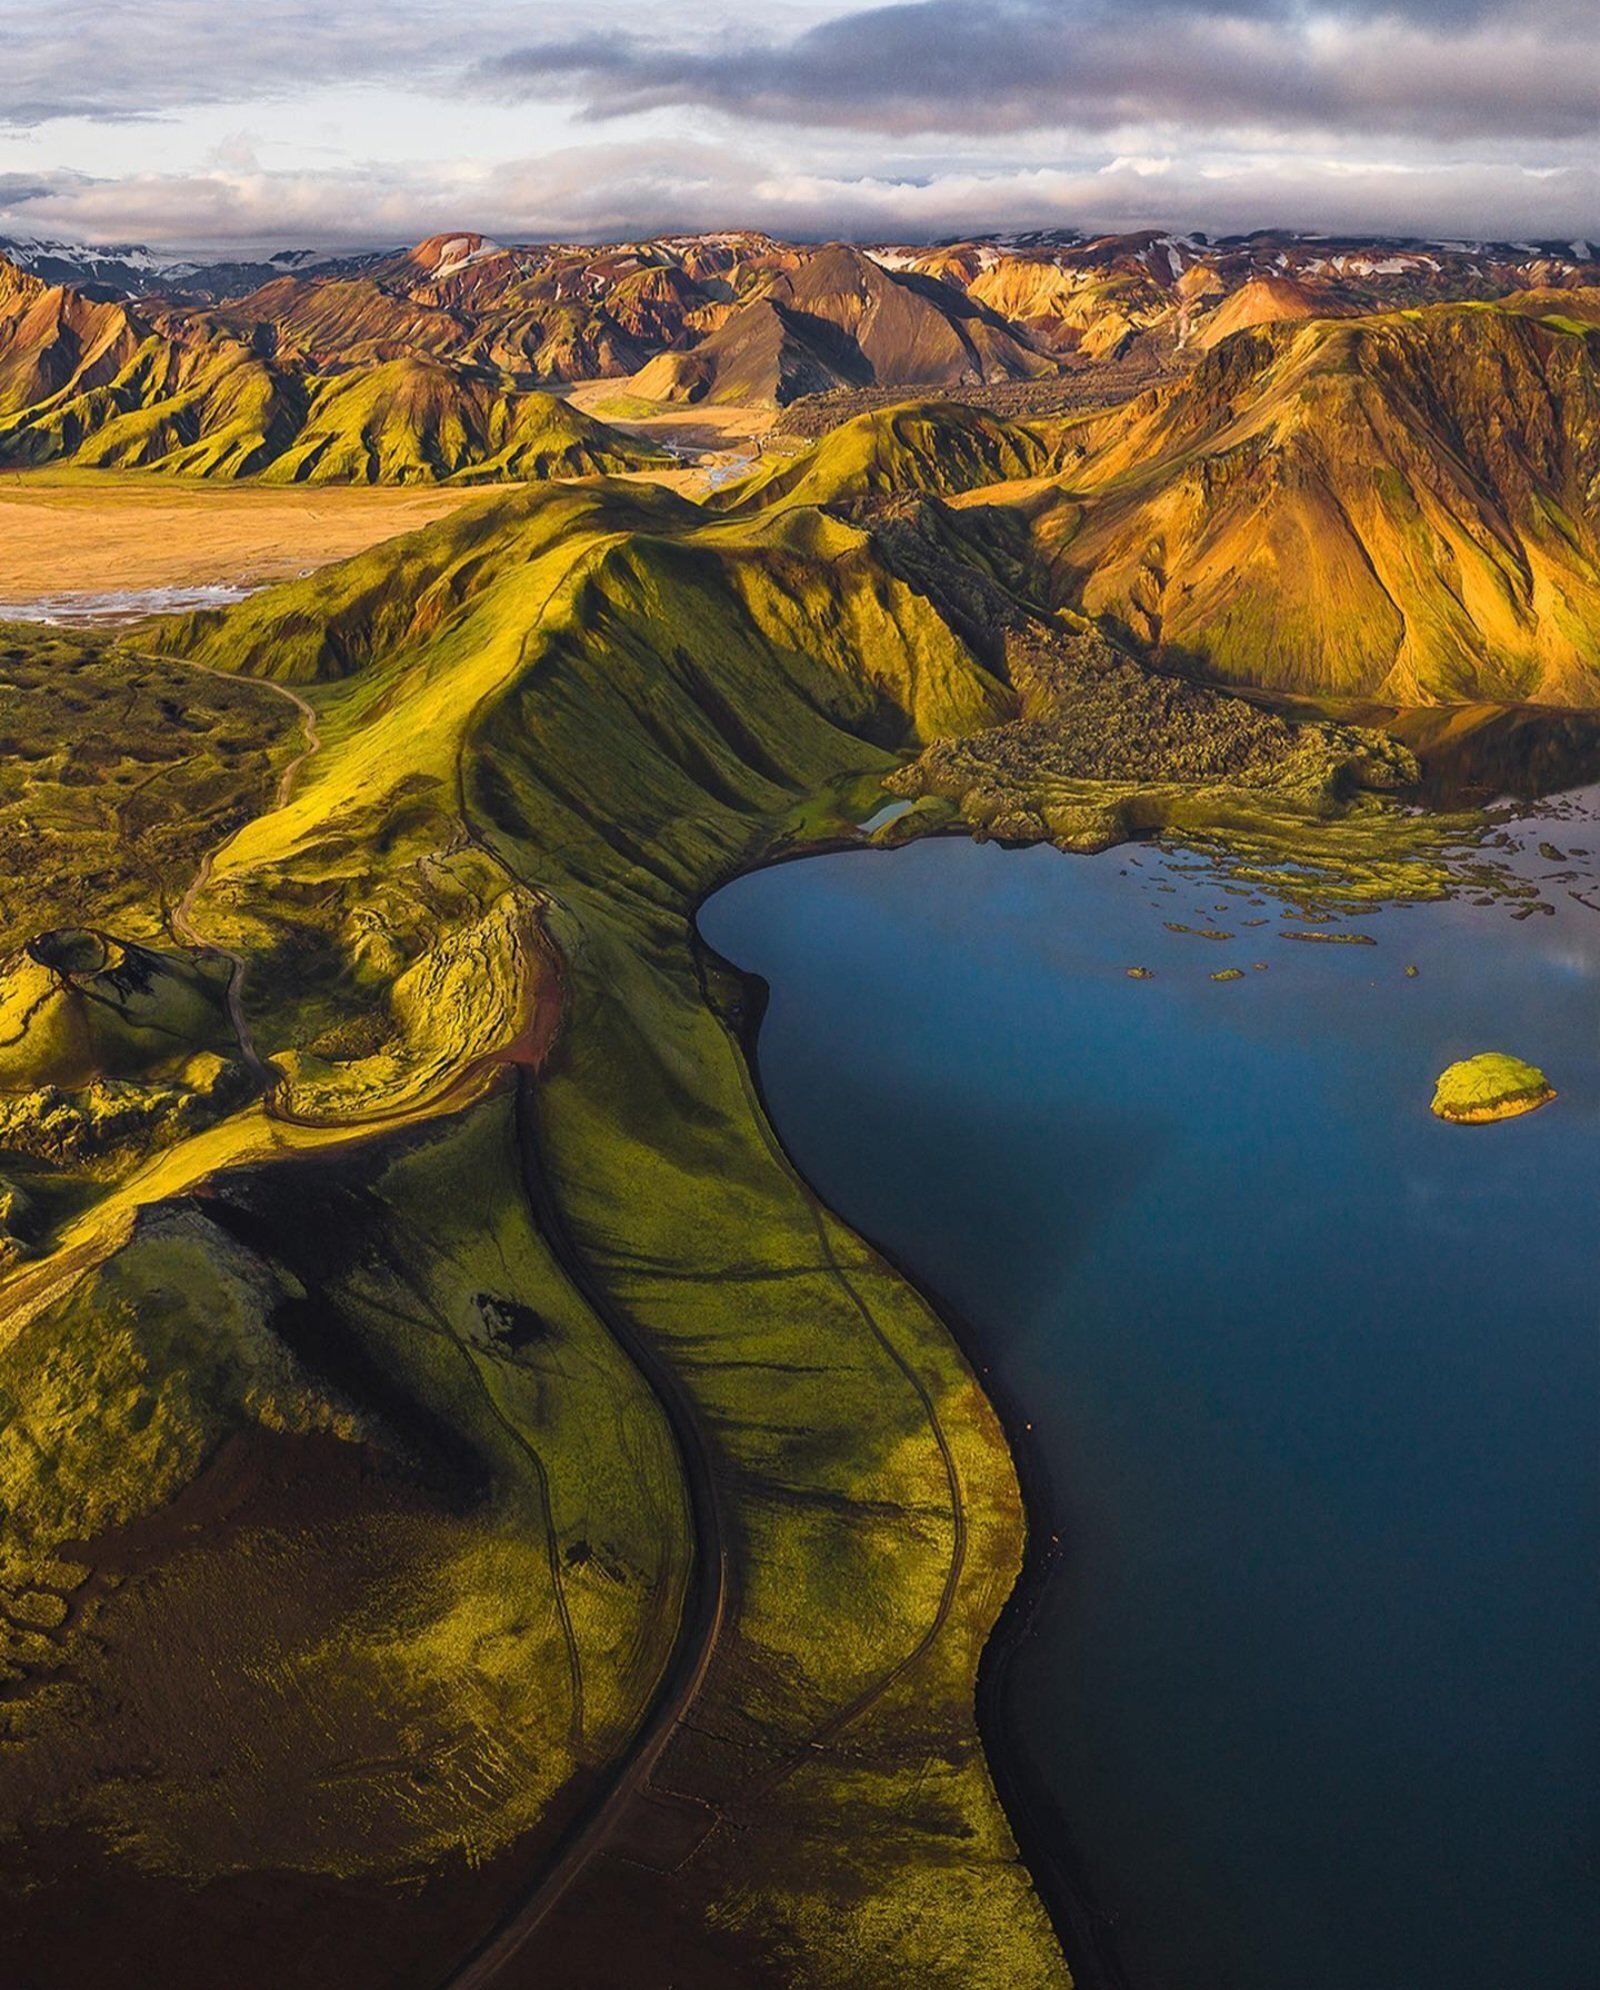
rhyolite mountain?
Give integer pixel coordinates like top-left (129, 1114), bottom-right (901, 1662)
top-left (0, 255), bottom-right (660, 482)
top-left (3, 227), bottom-right (1594, 413)
top-left (707, 295), bottom-right (1600, 708)
top-left (184, 229), bottom-right (1600, 383)
top-left (629, 242), bottom-right (1058, 404)
top-left (1020, 298), bottom-right (1600, 704)
top-left (0, 254), bottom-right (149, 408)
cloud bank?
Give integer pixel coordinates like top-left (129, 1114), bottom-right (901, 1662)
top-left (486, 0), bottom-right (1600, 144)
top-left (0, 0), bottom-right (1592, 247)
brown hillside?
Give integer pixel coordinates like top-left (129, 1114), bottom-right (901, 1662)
top-left (1190, 273), bottom-right (1339, 350)
top-left (0, 259), bottom-right (151, 412)
top-left (634, 244), bottom-right (1056, 406)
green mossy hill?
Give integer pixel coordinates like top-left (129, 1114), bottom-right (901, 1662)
top-left (268, 890), bottom-right (536, 1126)
top-left (3, 342), bottom-right (306, 477)
top-left (0, 929), bottom-right (233, 1091)
top-left (0, 282), bottom-right (660, 483)
top-left (721, 400), bottom-right (1065, 513)
top-left (6, 471), bottom-right (1063, 1986)
top-left (0, 928), bottom-right (251, 1179)
top-left (156, 479), bottom-right (705, 683)
top-left (1019, 302), bottom-right (1600, 706)
top-left (1431, 1051), bottom-right (1556, 1123)
top-left (0, 1052), bottom-right (253, 1181)
top-left (253, 359), bottom-right (659, 485)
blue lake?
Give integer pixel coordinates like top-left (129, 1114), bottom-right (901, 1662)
top-left (699, 796), bottom-right (1600, 1990)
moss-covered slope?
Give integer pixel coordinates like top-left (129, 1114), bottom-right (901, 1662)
top-left (0, 343), bottom-right (657, 483)
top-left (0, 474), bottom-right (1064, 1987)
top-left (720, 400), bottom-right (1067, 513)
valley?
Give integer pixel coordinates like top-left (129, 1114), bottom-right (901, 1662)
top-left (0, 470), bottom-right (484, 607)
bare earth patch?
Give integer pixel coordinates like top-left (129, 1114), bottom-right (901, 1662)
top-left (0, 471), bottom-right (486, 601)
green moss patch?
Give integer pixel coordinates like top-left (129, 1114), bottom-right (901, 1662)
top-left (1431, 1052), bottom-right (1556, 1123)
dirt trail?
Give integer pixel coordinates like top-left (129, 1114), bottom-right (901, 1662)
top-left (438, 860), bottom-right (965, 1986)
top-left (439, 1075), bottom-right (729, 1990)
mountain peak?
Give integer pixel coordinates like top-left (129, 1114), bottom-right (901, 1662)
top-left (405, 233), bottom-right (508, 280)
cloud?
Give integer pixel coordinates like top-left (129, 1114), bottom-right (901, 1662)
top-left (483, 0), bottom-right (1600, 143)
top-left (3, 0), bottom-right (1592, 148)
top-left (0, 0), bottom-right (1590, 248)
top-left (0, 173), bottom-right (64, 208)
top-left (0, 0), bottom-right (511, 126)
top-left (3, 145), bottom-right (1595, 253)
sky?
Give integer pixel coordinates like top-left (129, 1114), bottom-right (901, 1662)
top-left (0, 0), bottom-right (1594, 252)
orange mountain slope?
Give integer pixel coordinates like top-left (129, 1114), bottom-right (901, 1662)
top-left (1012, 302), bottom-right (1600, 704)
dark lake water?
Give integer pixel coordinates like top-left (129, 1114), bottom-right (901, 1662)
top-left (699, 795), bottom-right (1600, 1990)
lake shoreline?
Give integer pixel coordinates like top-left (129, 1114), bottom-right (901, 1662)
top-left (693, 843), bottom-right (1135, 1990)
top-left (695, 789), bottom-right (1598, 1990)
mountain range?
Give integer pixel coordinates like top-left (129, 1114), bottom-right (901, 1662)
top-left (2, 232), bottom-right (1596, 703)
top-left (4, 226), bottom-right (1594, 392)
top-left (0, 253), bottom-right (659, 482)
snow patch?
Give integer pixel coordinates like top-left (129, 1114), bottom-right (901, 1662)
top-left (428, 236), bottom-right (507, 282)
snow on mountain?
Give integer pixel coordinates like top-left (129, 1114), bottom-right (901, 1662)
top-left (0, 236), bottom-right (201, 291)
top-left (0, 236), bottom-right (337, 298)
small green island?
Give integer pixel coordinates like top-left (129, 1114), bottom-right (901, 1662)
top-left (1431, 1052), bottom-right (1557, 1124)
